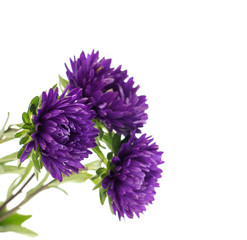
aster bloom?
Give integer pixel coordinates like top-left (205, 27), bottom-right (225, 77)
top-left (102, 133), bottom-right (163, 219)
top-left (66, 50), bottom-right (148, 135)
top-left (20, 87), bottom-right (99, 181)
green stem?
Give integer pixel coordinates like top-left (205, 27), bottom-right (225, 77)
top-left (0, 173), bottom-right (35, 212)
top-left (0, 178), bottom-right (56, 222)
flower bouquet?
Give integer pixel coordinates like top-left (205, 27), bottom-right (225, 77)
top-left (0, 51), bottom-right (163, 237)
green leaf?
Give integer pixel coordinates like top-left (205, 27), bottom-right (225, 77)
top-left (50, 186), bottom-right (68, 196)
top-left (0, 212), bottom-right (37, 237)
top-left (0, 127), bottom-right (20, 144)
top-left (0, 165), bottom-right (25, 175)
top-left (102, 134), bottom-right (113, 150)
top-left (22, 112), bottom-right (30, 124)
top-left (7, 177), bottom-right (20, 200)
top-left (95, 137), bottom-right (106, 149)
top-left (26, 171), bottom-right (49, 198)
top-left (31, 151), bottom-right (40, 173)
top-left (0, 113), bottom-right (10, 139)
top-left (84, 160), bottom-right (102, 170)
top-left (0, 224), bottom-right (38, 237)
top-left (0, 152), bottom-right (18, 164)
top-left (93, 179), bottom-right (102, 190)
top-left (91, 175), bottom-right (102, 186)
top-left (59, 75), bottom-right (69, 92)
top-left (108, 196), bottom-right (114, 214)
top-left (0, 213), bottom-right (31, 226)
top-left (11, 161), bottom-right (33, 198)
top-left (58, 171), bottom-right (92, 185)
top-left (98, 127), bottom-right (104, 140)
top-left (112, 133), bottom-right (121, 155)
top-left (93, 146), bottom-right (106, 162)
top-left (99, 187), bottom-right (107, 205)
top-left (52, 83), bottom-right (58, 90)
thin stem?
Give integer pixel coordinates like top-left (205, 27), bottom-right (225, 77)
top-left (0, 173), bottom-right (35, 212)
top-left (0, 179), bottom-right (56, 222)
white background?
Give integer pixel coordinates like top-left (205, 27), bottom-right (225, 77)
top-left (0, 0), bottom-right (247, 239)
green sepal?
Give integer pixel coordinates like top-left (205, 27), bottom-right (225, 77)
top-left (99, 187), bottom-right (107, 205)
top-left (22, 123), bottom-right (33, 130)
top-left (93, 179), bottom-right (103, 190)
top-left (29, 96), bottom-right (40, 114)
top-left (17, 145), bottom-right (26, 159)
top-left (107, 152), bottom-right (113, 161)
top-left (112, 133), bottom-right (121, 156)
top-left (96, 167), bottom-right (106, 175)
top-left (22, 112), bottom-right (30, 124)
top-left (19, 135), bottom-right (30, 145)
top-left (101, 173), bottom-right (108, 179)
top-left (31, 151), bottom-right (40, 173)
top-left (15, 130), bottom-right (27, 138)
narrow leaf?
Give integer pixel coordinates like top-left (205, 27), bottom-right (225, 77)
top-left (7, 177), bottom-right (20, 199)
top-left (31, 151), bottom-right (40, 173)
top-left (26, 172), bottom-right (49, 198)
top-left (59, 75), bottom-right (69, 92)
top-left (0, 113), bottom-right (10, 139)
top-left (84, 160), bottom-right (102, 170)
top-left (51, 186), bottom-right (68, 196)
top-left (0, 165), bottom-right (25, 175)
top-left (93, 146), bottom-right (106, 162)
top-left (51, 171), bottom-right (92, 187)
top-left (93, 179), bottom-right (103, 190)
top-left (0, 152), bottom-right (18, 164)
top-left (99, 187), bottom-right (107, 205)
top-left (112, 133), bottom-right (121, 155)
top-left (0, 225), bottom-right (38, 237)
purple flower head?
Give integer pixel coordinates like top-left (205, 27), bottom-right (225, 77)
top-left (20, 87), bottom-right (98, 181)
top-left (102, 133), bottom-right (163, 219)
top-left (66, 50), bottom-right (148, 135)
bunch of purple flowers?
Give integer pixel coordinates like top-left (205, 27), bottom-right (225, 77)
top-left (0, 50), bottom-right (163, 237)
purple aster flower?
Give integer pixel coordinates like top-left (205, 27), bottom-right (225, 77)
top-left (65, 50), bottom-right (148, 135)
top-left (20, 87), bottom-right (98, 181)
top-left (102, 133), bottom-right (163, 219)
